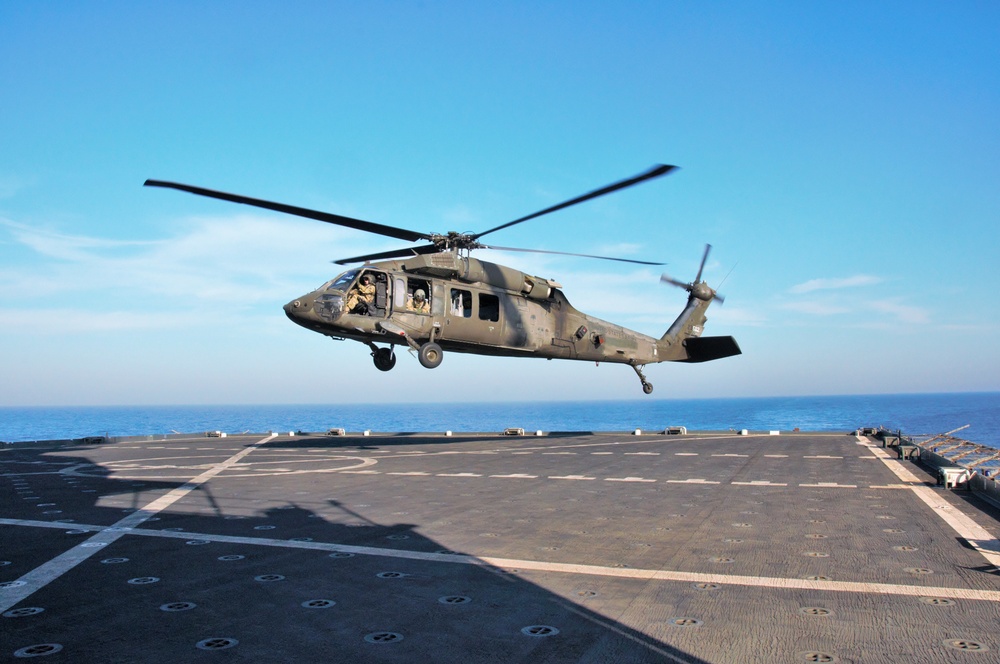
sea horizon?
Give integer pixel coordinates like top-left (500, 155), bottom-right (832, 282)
top-left (2, 391), bottom-right (998, 447)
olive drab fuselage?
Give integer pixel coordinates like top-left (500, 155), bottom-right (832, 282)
top-left (283, 251), bottom-right (740, 392)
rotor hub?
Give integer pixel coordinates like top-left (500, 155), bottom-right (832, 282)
top-left (692, 282), bottom-right (715, 301)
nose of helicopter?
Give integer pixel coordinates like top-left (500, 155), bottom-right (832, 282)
top-left (283, 294), bottom-right (314, 324)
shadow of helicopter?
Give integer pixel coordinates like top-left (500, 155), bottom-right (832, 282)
top-left (2, 437), bottom-right (709, 663)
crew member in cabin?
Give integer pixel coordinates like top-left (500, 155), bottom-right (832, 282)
top-left (406, 288), bottom-right (430, 314)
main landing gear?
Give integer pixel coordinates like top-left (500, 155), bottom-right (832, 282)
top-left (369, 342), bottom-right (444, 370)
top-left (418, 342), bottom-right (443, 369)
top-left (631, 363), bottom-right (654, 395)
top-left (370, 345), bottom-right (396, 372)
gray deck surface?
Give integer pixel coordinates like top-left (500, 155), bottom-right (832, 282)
top-left (3, 431), bottom-right (1000, 663)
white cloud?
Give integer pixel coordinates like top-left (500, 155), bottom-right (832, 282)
top-left (2, 218), bottom-right (157, 261)
top-left (789, 275), bottom-right (881, 294)
top-left (865, 299), bottom-right (930, 325)
top-left (780, 301), bottom-right (852, 316)
top-left (0, 213), bottom-right (380, 305)
top-left (0, 308), bottom-right (211, 333)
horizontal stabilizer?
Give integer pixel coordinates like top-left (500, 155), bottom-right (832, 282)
top-left (681, 336), bottom-right (742, 363)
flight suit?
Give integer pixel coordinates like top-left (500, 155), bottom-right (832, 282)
top-left (345, 281), bottom-right (376, 313)
top-left (406, 296), bottom-right (430, 314)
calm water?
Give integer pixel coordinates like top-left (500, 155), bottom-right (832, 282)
top-left (2, 392), bottom-right (998, 447)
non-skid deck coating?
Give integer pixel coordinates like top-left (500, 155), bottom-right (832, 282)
top-left (3, 431), bottom-right (1000, 663)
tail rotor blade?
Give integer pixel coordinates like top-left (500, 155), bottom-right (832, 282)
top-left (695, 244), bottom-right (711, 284)
top-left (660, 274), bottom-right (690, 290)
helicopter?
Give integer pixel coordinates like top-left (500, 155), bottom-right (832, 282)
top-left (144, 165), bottom-right (740, 394)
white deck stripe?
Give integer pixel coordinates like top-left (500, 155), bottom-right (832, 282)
top-left (0, 434), bottom-right (277, 612)
top-left (860, 437), bottom-right (1000, 571)
top-left (4, 516), bottom-right (999, 602)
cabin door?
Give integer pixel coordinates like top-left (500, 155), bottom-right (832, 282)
top-left (441, 288), bottom-right (504, 347)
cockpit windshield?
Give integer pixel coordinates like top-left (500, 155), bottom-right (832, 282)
top-left (326, 269), bottom-right (359, 291)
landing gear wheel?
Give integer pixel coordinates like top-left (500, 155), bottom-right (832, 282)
top-left (418, 342), bottom-right (443, 369)
top-left (631, 363), bottom-right (653, 395)
top-left (373, 347), bottom-right (396, 372)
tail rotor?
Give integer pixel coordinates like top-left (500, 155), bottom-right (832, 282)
top-left (660, 244), bottom-right (725, 304)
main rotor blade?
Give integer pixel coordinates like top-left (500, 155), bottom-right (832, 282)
top-left (144, 180), bottom-right (431, 243)
top-left (333, 243), bottom-right (440, 265)
top-left (484, 244), bottom-right (665, 266)
top-left (472, 164), bottom-right (677, 240)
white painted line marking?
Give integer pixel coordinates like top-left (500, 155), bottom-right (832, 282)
top-left (625, 452), bottom-right (660, 456)
top-left (549, 475), bottom-right (596, 481)
top-left (436, 473), bottom-right (482, 477)
top-left (5, 517), bottom-right (999, 603)
top-left (733, 481), bottom-right (787, 486)
top-left (476, 556), bottom-right (1000, 603)
top-left (666, 479), bottom-right (720, 484)
top-left (712, 454), bottom-right (749, 458)
top-left (860, 436), bottom-right (1000, 571)
top-left (800, 483), bottom-right (857, 488)
top-left (764, 454), bottom-right (788, 458)
top-left (805, 455), bottom-right (843, 459)
top-left (490, 474), bottom-right (538, 479)
top-left (0, 434), bottom-right (278, 613)
top-left (605, 477), bottom-right (657, 483)
top-left (388, 472), bottom-right (430, 476)
top-left (591, 452), bottom-right (614, 455)
top-left (675, 453), bottom-right (698, 456)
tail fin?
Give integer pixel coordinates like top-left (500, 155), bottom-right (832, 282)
top-left (655, 244), bottom-right (740, 363)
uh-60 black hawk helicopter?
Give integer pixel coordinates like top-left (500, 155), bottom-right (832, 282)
top-left (145, 164), bottom-right (740, 394)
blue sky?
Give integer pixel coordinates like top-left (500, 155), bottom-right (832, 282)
top-left (1, 2), bottom-right (998, 405)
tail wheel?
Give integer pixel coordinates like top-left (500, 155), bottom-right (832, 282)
top-left (373, 347), bottom-right (396, 372)
top-left (418, 342), bottom-right (443, 369)
top-left (642, 382), bottom-right (654, 395)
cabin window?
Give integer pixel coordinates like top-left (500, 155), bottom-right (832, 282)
top-left (479, 293), bottom-right (500, 322)
top-left (405, 278), bottom-right (431, 314)
top-left (393, 278), bottom-right (405, 309)
top-left (450, 289), bottom-right (472, 318)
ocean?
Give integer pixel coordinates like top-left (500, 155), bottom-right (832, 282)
top-left (2, 392), bottom-right (998, 447)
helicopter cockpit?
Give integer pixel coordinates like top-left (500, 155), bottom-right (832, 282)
top-left (339, 269), bottom-right (389, 317)
top-left (325, 269), bottom-right (359, 292)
